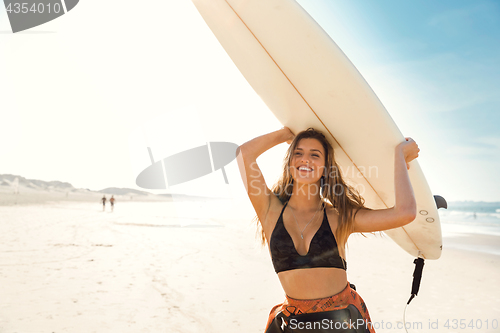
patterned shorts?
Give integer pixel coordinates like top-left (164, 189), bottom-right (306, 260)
top-left (265, 283), bottom-right (376, 332)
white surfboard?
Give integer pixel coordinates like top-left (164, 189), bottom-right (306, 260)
top-left (192, 0), bottom-right (443, 259)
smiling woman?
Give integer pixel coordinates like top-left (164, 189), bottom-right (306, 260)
top-left (237, 127), bottom-right (419, 332)
top-left (266, 128), bottom-right (370, 261)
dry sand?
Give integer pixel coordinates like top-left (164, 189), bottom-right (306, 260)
top-left (0, 191), bottom-right (498, 333)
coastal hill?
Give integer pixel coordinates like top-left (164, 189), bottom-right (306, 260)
top-left (0, 174), bottom-right (205, 205)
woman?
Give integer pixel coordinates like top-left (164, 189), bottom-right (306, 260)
top-left (236, 127), bottom-right (419, 332)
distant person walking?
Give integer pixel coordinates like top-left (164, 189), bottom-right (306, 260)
top-left (101, 196), bottom-right (107, 211)
top-left (110, 196), bottom-right (115, 212)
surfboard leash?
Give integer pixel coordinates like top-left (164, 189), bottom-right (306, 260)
top-left (403, 257), bottom-right (425, 333)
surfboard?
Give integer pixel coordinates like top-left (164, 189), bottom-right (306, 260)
top-left (192, 0), bottom-right (443, 259)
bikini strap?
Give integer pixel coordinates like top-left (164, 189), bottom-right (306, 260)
top-left (277, 202), bottom-right (288, 223)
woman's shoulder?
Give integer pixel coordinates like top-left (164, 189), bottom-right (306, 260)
top-left (324, 202), bottom-right (340, 227)
top-left (267, 195), bottom-right (286, 218)
top-left (260, 196), bottom-right (286, 241)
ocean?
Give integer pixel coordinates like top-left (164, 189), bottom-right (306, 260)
top-left (439, 201), bottom-right (500, 256)
top-left (439, 201), bottom-right (500, 233)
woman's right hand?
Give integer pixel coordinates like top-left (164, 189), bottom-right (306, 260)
top-left (281, 127), bottom-right (295, 144)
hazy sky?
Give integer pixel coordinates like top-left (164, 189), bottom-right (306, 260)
top-left (1, 0), bottom-right (499, 202)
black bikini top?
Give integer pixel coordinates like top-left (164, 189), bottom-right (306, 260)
top-left (270, 202), bottom-right (347, 273)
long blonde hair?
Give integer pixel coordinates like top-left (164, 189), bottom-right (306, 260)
top-left (257, 128), bottom-right (371, 259)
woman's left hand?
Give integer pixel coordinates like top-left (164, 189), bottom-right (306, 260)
top-left (396, 137), bottom-right (420, 170)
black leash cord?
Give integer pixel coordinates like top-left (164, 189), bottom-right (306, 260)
top-left (403, 257), bottom-right (425, 333)
top-left (408, 257), bottom-right (425, 304)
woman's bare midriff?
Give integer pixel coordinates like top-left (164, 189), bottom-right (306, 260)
top-left (262, 200), bottom-right (348, 300)
top-left (277, 267), bottom-right (348, 299)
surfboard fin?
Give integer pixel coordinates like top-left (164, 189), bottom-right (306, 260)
top-left (433, 195), bottom-right (447, 209)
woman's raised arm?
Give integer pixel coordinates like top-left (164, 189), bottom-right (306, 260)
top-left (352, 137), bottom-right (419, 233)
top-left (236, 127), bottom-right (294, 222)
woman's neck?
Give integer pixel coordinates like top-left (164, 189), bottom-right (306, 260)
top-left (288, 182), bottom-right (323, 211)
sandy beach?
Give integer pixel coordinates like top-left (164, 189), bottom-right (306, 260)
top-left (0, 191), bottom-right (499, 333)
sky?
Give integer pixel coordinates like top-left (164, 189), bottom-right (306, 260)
top-left (0, 0), bottom-right (499, 202)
